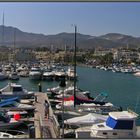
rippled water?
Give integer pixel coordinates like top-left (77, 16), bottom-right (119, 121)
top-left (0, 66), bottom-right (140, 124)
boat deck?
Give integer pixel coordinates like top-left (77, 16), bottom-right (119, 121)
top-left (34, 92), bottom-right (60, 138)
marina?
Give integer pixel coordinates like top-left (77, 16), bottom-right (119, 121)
top-left (0, 2), bottom-right (140, 138)
top-left (0, 64), bottom-right (140, 138)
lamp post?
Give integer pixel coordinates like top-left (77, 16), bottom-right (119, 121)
top-left (59, 77), bottom-right (66, 138)
top-left (72, 25), bottom-right (77, 108)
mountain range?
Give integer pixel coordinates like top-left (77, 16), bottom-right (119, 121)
top-left (0, 25), bottom-right (140, 50)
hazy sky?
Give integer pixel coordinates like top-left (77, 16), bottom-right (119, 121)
top-left (0, 2), bottom-right (140, 37)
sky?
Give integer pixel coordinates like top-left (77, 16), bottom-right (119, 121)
top-left (0, 2), bottom-right (140, 37)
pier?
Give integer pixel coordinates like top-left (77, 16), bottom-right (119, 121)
top-left (34, 92), bottom-right (60, 138)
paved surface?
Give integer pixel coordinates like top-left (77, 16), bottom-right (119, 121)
top-left (34, 92), bottom-right (59, 138)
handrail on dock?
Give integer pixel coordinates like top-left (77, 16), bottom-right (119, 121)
top-left (127, 108), bottom-right (139, 117)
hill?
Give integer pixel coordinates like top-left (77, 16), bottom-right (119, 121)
top-left (0, 25), bottom-right (140, 50)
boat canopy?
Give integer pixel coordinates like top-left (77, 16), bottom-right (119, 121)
top-left (64, 113), bottom-right (108, 125)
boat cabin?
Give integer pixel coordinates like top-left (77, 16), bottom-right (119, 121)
top-left (90, 111), bottom-right (138, 138)
top-left (12, 85), bottom-right (23, 93)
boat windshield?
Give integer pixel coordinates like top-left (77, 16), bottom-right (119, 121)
top-left (106, 116), bottom-right (133, 130)
top-left (13, 102), bottom-right (19, 107)
top-left (0, 112), bottom-right (10, 123)
top-left (13, 87), bottom-right (23, 92)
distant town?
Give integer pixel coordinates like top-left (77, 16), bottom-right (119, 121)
top-left (1, 45), bottom-right (140, 67)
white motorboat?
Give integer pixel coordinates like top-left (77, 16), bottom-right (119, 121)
top-left (0, 132), bottom-right (14, 138)
top-left (7, 110), bottom-right (28, 119)
top-left (67, 67), bottom-right (78, 80)
top-left (29, 67), bottom-right (42, 80)
top-left (134, 71), bottom-right (140, 76)
top-left (75, 110), bottom-right (139, 138)
top-left (0, 83), bottom-right (34, 99)
top-left (0, 130), bottom-right (29, 138)
top-left (1, 101), bottom-right (35, 111)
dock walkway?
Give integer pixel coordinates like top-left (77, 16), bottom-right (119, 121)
top-left (34, 92), bottom-right (60, 138)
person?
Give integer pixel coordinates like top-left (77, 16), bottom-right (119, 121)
top-left (44, 100), bottom-right (50, 118)
top-left (34, 95), bottom-right (38, 103)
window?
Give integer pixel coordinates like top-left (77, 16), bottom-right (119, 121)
top-left (103, 132), bottom-right (107, 135)
top-left (98, 124), bottom-right (104, 128)
top-left (3, 134), bottom-right (10, 138)
top-left (106, 116), bottom-right (133, 130)
top-left (113, 133), bottom-right (117, 135)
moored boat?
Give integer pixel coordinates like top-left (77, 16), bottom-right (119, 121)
top-left (75, 110), bottom-right (139, 138)
top-left (0, 83), bottom-right (34, 99)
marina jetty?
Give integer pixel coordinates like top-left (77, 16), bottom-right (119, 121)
top-left (0, 82), bottom-right (60, 138)
top-left (34, 92), bottom-right (60, 138)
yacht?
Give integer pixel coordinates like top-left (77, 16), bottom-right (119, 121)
top-left (29, 67), bottom-right (42, 80)
top-left (75, 110), bottom-right (139, 138)
top-left (0, 83), bottom-right (34, 99)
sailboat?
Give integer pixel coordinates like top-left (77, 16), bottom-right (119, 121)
top-left (9, 29), bottom-right (20, 80)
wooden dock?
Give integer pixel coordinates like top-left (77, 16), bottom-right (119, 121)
top-left (34, 92), bottom-right (60, 138)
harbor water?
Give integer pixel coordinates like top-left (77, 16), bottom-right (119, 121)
top-left (0, 66), bottom-right (140, 124)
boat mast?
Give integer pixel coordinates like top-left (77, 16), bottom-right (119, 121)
top-left (74, 25), bottom-right (77, 108)
top-left (13, 29), bottom-right (16, 70)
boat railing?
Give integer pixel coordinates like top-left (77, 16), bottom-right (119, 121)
top-left (127, 108), bottom-right (139, 117)
top-left (49, 102), bottom-right (60, 138)
top-left (49, 115), bottom-right (60, 138)
top-left (38, 115), bottom-right (43, 138)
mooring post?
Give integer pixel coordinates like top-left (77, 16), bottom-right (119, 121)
top-left (38, 83), bottom-right (42, 92)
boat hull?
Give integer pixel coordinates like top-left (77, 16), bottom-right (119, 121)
top-left (0, 93), bottom-right (34, 99)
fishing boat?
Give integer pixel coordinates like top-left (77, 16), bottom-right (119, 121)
top-left (0, 83), bottom-right (34, 99)
top-left (75, 110), bottom-right (139, 138)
